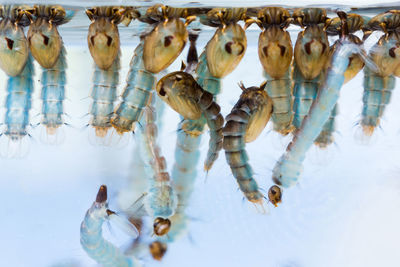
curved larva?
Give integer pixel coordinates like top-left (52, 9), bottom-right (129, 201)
top-left (80, 185), bottom-right (141, 267)
top-left (223, 84), bottom-right (273, 203)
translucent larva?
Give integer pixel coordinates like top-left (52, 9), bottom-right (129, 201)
top-left (39, 44), bottom-right (67, 145)
top-left (0, 5), bottom-right (31, 77)
top-left (256, 7), bottom-right (294, 135)
top-left (80, 185), bottom-right (142, 267)
top-left (292, 8), bottom-right (330, 146)
top-left (137, 96), bottom-right (178, 236)
top-left (86, 6), bottom-right (126, 70)
top-left (293, 8), bottom-right (344, 147)
top-left (1, 54), bottom-right (34, 158)
top-left (315, 13), bottom-right (366, 147)
top-left (149, 29), bottom-right (202, 260)
top-left (88, 52), bottom-right (121, 145)
top-left (172, 7), bottom-right (248, 171)
top-left (201, 8), bottom-right (247, 78)
top-left (111, 5), bottom-right (193, 135)
top-left (223, 82), bottom-right (273, 204)
top-left (359, 11), bottom-right (400, 136)
top-left (156, 71), bottom-right (224, 171)
top-left (27, 5), bottom-right (75, 69)
top-left (271, 12), bottom-right (362, 202)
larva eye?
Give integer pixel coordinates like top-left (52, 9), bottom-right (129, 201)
top-left (159, 87), bottom-right (166, 96)
top-left (164, 35), bottom-right (173, 47)
top-left (106, 35), bottom-right (113, 46)
top-left (175, 74), bottom-right (183, 81)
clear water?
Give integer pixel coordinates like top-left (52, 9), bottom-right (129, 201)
top-left (1, 2), bottom-right (400, 267)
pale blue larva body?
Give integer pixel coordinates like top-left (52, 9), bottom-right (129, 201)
top-left (273, 41), bottom-right (359, 188)
top-left (40, 44), bottom-right (66, 138)
top-left (4, 55), bottom-right (34, 141)
top-left (80, 186), bottom-right (141, 267)
top-left (137, 94), bottom-right (177, 219)
top-left (89, 52), bottom-right (120, 139)
top-left (361, 67), bottom-right (395, 134)
top-left (111, 42), bottom-right (155, 134)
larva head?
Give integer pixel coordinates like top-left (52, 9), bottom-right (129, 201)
top-left (143, 18), bottom-right (188, 73)
top-left (239, 82), bottom-right (273, 143)
top-left (326, 14), bottom-right (365, 36)
top-left (257, 7), bottom-right (291, 28)
top-left (153, 217), bottom-right (171, 236)
top-left (96, 185), bottom-right (108, 203)
top-left (292, 8), bottom-right (328, 27)
top-left (268, 185), bottom-right (282, 207)
top-left (87, 8), bottom-right (121, 70)
top-left (258, 26), bottom-right (293, 78)
top-left (156, 71), bottom-right (202, 120)
top-left (149, 241), bottom-right (167, 261)
top-left (369, 32), bottom-right (400, 76)
top-left (202, 8), bottom-right (247, 27)
top-left (294, 25), bottom-right (330, 80)
top-left (206, 23), bottom-right (247, 78)
top-left (367, 10), bottom-right (400, 32)
top-left (0, 20), bottom-right (29, 76)
top-left (28, 18), bottom-right (62, 68)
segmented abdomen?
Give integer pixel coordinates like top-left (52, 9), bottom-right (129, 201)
top-left (273, 42), bottom-right (355, 188)
top-left (293, 64), bottom-right (336, 147)
top-left (137, 96), bottom-right (177, 218)
top-left (167, 122), bottom-right (201, 241)
top-left (112, 43), bottom-right (155, 134)
top-left (195, 51), bottom-right (223, 170)
top-left (80, 206), bottom-right (137, 267)
top-left (89, 51), bottom-right (120, 136)
top-left (292, 64), bottom-right (319, 129)
top-left (4, 55), bottom-right (34, 140)
top-left (41, 45), bottom-right (66, 132)
top-left (361, 67), bottom-right (395, 135)
top-left (314, 104), bottom-right (337, 147)
top-left (223, 107), bottom-right (263, 203)
top-left (264, 70), bottom-right (293, 135)
top-left (196, 51), bottom-right (221, 96)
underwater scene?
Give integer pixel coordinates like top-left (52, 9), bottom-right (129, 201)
top-left (0, 1), bottom-right (400, 266)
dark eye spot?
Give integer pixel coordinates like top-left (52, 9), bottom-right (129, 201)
top-left (389, 47), bottom-right (397, 58)
top-left (106, 35), bottom-right (113, 46)
top-left (278, 45), bottom-right (286, 56)
top-left (225, 42), bottom-right (233, 54)
top-left (175, 75), bottom-right (182, 81)
top-left (90, 36), bottom-right (95, 46)
top-left (263, 45), bottom-right (269, 57)
top-left (164, 36), bottom-right (174, 47)
top-left (5, 38), bottom-right (14, 50)
top-left (159, 87), bottom-right (166, 96)
top-left (348, 56), bottom-right (354, 66)
top-left (225, 42), bottom-right (245, 55)
top-left (41, 34), bottom-right (49, 46)
top-left (305, 40), bottom-right (313, 55)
